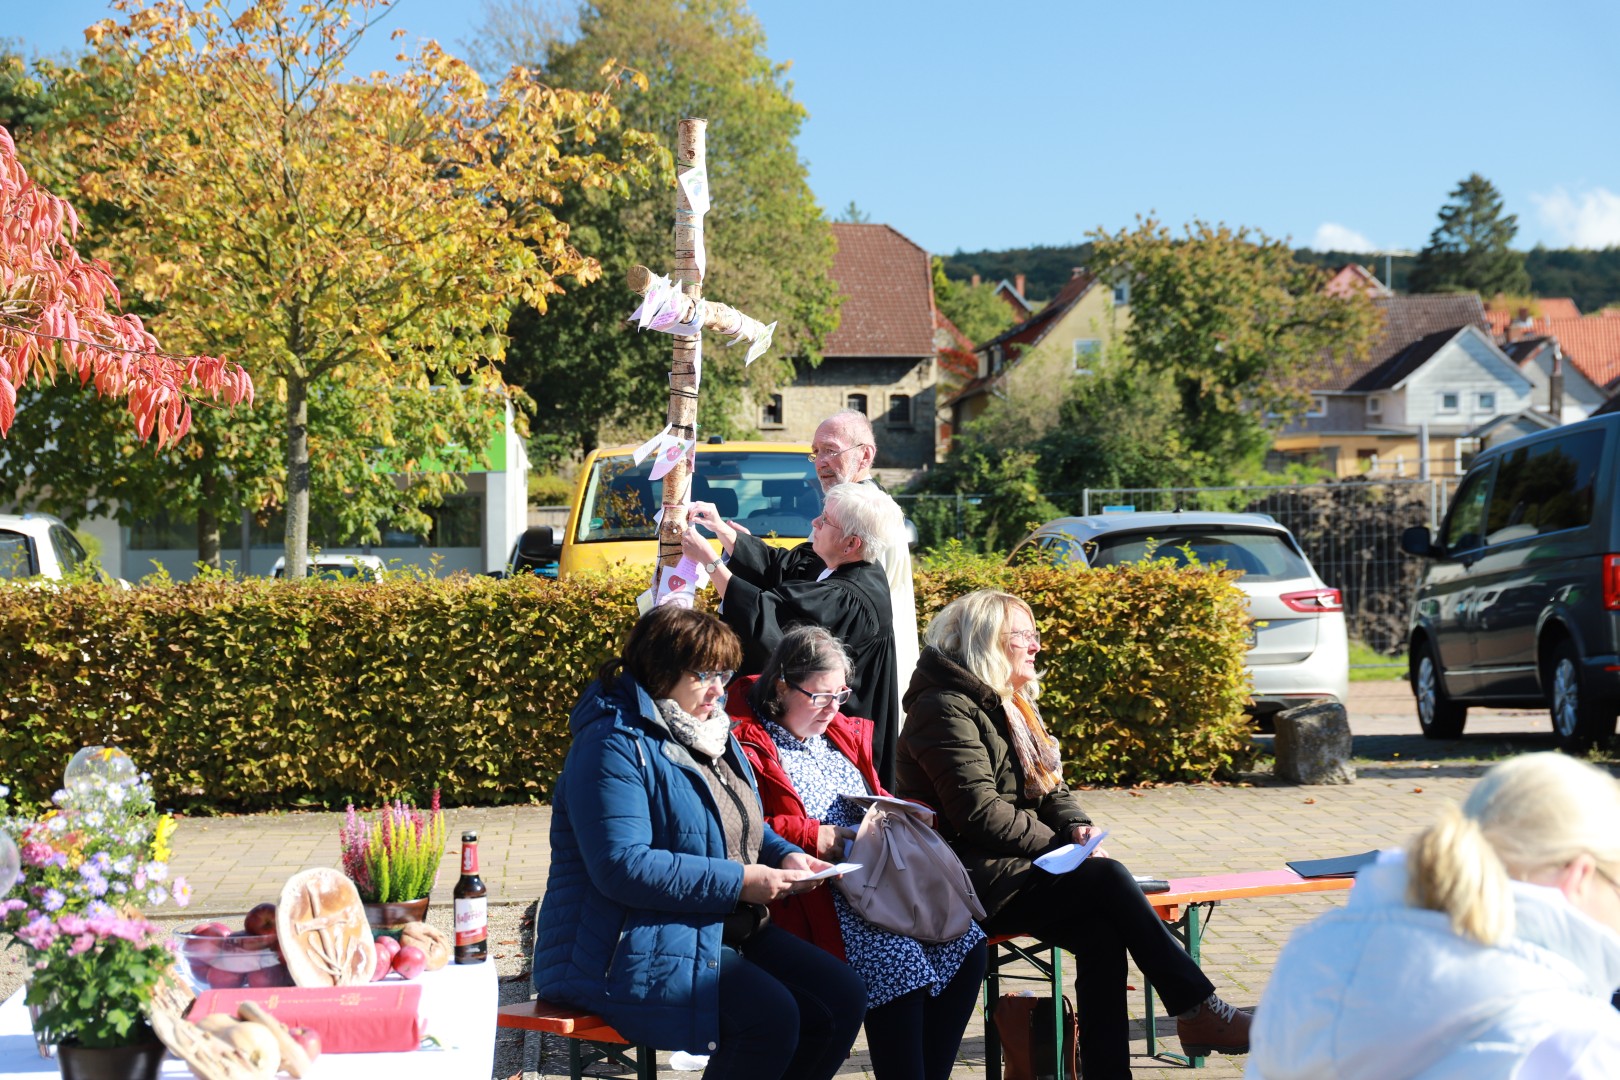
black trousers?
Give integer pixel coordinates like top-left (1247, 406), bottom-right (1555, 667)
top-left (704, 925), bottom-right (867, 1080)
top-left (862, 938), bottom-right (988, 1080)
top-left (983, 857), bottom-right (1215, 1080)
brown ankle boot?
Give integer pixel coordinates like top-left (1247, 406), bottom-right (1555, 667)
top-left (1175, 994), bottom-right (1253, 1055)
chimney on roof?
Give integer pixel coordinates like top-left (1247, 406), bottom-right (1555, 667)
top-left (1550, 342), bottom-right (1564, 423)
top-left (1072, 267), bottom-right (1084, 279)
top-left (1507, 307), bottom-right (1536, 344)
top-left (970, 273), bottom-right (980, 287)
top-left (1014, 273), bottom-right (1026, 297)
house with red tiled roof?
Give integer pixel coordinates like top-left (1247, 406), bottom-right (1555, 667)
top-left (991, 275), bottom-right (1035, 319)
top-left (941, 267), bottom-right (1129, 439)
top-left (756, 223), bottom-right (938, 474)
top-left (1271, 294), bottom-right (1599, 477)
top-left (1323, 263), bottom-right (1393, 299)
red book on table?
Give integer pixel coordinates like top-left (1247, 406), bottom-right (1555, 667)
top-left (191, 983), bottom-right (426, 1053)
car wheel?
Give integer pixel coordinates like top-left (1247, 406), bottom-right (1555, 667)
top-left (1547, 638), bottom-right (1616, 753)
top-left (1414, 642), bottom-right (1466, 739)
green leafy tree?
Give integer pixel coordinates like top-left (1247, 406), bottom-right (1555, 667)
top-left (931, 256), bottom-right (1015, 348)
top-left (1034, 353), bottom-right (1191, 491)
top-left (1409, 173), bottom-right (1530, 296)
top-left (28, 0), bottom-right (662, 575)
top-left (1087, 217), bottom-right (1381, 483)
top-left (474, 0), bottom-right (838, 463)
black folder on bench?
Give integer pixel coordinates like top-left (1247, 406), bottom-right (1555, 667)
top-left (1286, 850), bottom-right (1379, 879)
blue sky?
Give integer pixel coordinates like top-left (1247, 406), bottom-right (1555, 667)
top-left (9, 0), bottom-right (1620, 258)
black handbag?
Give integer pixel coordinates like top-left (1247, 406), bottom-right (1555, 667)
top-left (720, 900), bottom-right (771, 947)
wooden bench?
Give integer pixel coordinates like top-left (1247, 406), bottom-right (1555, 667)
top-left (495, 998), bottom-right (656, 1080)
top-left (983, 869), bottom-right (1356, 1074)
top-left (1144, 869), bottom-right (1355, 1067)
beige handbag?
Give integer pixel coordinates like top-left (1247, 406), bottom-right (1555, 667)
top-left (833, 795), bottom-right (986, 942)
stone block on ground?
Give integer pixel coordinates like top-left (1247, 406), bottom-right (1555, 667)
top-left (1273, 701), bottom-right (1356, 785)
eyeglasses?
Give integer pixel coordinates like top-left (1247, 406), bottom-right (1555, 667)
top-left (807, 443), bottom-right (870, 464)
top-left (1597, 866), bottom-right (1620, 901)
top-left (1006, 629), bottom-right (1041, 649)
top-left (783, 678), bottom-right (853, 709)
top-left (688, 670), bottom-right (735, 687)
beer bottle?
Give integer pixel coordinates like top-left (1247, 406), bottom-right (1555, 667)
top-left (453, 830), bottom-right (488, 964)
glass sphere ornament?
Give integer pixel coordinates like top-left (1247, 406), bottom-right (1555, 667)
top-left (63, 745), bottom-right (139, 799)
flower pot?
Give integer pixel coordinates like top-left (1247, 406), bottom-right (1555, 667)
top-left (362, 896), bottom-right (430, 939)
top-left (56, 1039), bottom-right (166, 1080)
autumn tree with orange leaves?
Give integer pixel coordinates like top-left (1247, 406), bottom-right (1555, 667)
top-left (42, 0), bottom-right (663, 577)
top-left (0, 124), bottom-right (251, 444)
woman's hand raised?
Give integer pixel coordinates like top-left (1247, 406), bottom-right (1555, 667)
top-left (686, 502), bottom-right (739, 553)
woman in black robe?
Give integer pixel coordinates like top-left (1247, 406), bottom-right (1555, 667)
top-left (684, 482), bottom-right (901, 788)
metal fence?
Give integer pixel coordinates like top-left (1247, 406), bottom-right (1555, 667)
top-left (896, 479), bottom-right (1464, 655)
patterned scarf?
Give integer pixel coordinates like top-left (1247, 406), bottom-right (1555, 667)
top-left (656, 698), bottom-right (733, 760)
top-left (1003, 694), bottom-right (1063, 799)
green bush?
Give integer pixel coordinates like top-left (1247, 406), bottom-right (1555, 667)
top-left (0, 558), bottom-right (1254, 811)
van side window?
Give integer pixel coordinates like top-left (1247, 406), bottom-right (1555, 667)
top-left (1484, 429), bottom-right (1605, 543)
top-left (1442, 465), bottom-right (1493, 554)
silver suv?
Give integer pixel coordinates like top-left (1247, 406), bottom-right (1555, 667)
top-left (1009, 511), bottom-right (1351, 716)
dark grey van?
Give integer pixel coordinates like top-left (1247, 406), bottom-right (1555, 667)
top-left (1401, 412), bottom-right (1620, 750)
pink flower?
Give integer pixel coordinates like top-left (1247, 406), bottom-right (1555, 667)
top-left (171, 878), bottom-right (191, 907)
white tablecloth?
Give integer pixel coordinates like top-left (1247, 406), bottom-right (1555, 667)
top-left (0, 960), bottom-right (498, 1079)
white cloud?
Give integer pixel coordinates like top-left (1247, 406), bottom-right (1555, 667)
top-left (1532, 187), bottom-right (1620, 249)
top-left (1312, 223), bottom-right (1377, 253)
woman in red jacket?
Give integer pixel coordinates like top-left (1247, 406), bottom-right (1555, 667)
top-left (729, 625), bottom-right (986, 1080)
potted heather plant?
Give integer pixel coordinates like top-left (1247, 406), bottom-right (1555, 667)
top-left (339, 790), bottom-right (446, 938)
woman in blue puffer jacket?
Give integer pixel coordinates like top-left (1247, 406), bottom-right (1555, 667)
top-left (534, 606), bottom-right (867, 1080)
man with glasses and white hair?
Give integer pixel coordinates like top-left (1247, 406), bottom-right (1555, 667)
top-left (684, 481), bottom-right (902, 786)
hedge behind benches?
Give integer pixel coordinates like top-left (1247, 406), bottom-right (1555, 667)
top-left (0, 557), bottom-right (1254, 811)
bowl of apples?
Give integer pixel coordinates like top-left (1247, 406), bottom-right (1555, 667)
top-left (175, 902), bottom-right (291, 991)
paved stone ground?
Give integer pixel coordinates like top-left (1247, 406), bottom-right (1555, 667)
top-left (6, 681), bottom-right (1610, 1078)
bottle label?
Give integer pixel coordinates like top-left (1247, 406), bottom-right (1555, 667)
top-left (461, 844), bottom-right (479, 875)
top-left (454, 897), bottom-right (488, 946)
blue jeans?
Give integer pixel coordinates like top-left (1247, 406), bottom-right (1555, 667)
top-left (704, 925), bottom-right (867, 1080)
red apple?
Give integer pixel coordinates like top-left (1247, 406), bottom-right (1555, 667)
top-left (188, 922), bottom-right (232, 962)
top-left (391, 944), bottom-right (426, 980)
top-left (246, 962), bottom-right (291, 988)
top-left (243, 902), bottom-right (277, 936)
top-left (207, 965), bottom-right (246, 989)
top-left (371, 936), bottom-right (400, 982)
top-left (286, 1027), bottom-right (322, 1062)
top-left (186, 959), bottom-right (214, 984)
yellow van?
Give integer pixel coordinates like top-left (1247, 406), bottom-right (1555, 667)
top-left (555, 440), bottom-right (821, 577)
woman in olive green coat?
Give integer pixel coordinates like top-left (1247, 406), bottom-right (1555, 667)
top-left (895, 589), bottom-right (1251, 1079)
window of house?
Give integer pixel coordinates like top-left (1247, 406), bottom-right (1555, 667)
top-left (1072, 338), bottom-right (1101, 373)
top-left (1306, 396), bottom-right (1328, 418)
top-left (760, 394), bottom-right (783, 427)
top-left (847, 393), bottom-right (868, 415)
top-left (1438, 391), bottom-right (1459, 413)
top-left (1112, 282), bottom-right (1130, 306)
top-left (1477, 391), bottom-right (1496, 413)
top-left (886, 393), bottom-right (912, 426)
top-left (1366, 396), bottom-right (1383, 416)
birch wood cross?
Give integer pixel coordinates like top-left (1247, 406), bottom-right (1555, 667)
top-left (626, 118), bottom-right (774, 571)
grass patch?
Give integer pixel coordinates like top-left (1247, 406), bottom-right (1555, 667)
top-left (1348, 638), bottom-right (1407, 682)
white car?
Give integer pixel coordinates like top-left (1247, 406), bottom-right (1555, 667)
top-left (0, 512), bottom-right (121, 584)
top-left (270, 554), bottom-right (385, 581)
top-left (1008, 511), bottom-right (1350, 717)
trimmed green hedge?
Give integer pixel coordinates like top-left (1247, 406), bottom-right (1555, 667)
top-left (0, 558), bottom-right (1254, 811)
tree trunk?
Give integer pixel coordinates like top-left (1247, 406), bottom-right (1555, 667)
top-left (195, 438), bottom-right (221, 571)
top-left (283, 373), bottom-right (311, 580)
top-left (658, 118), bottom-right (706, 569)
